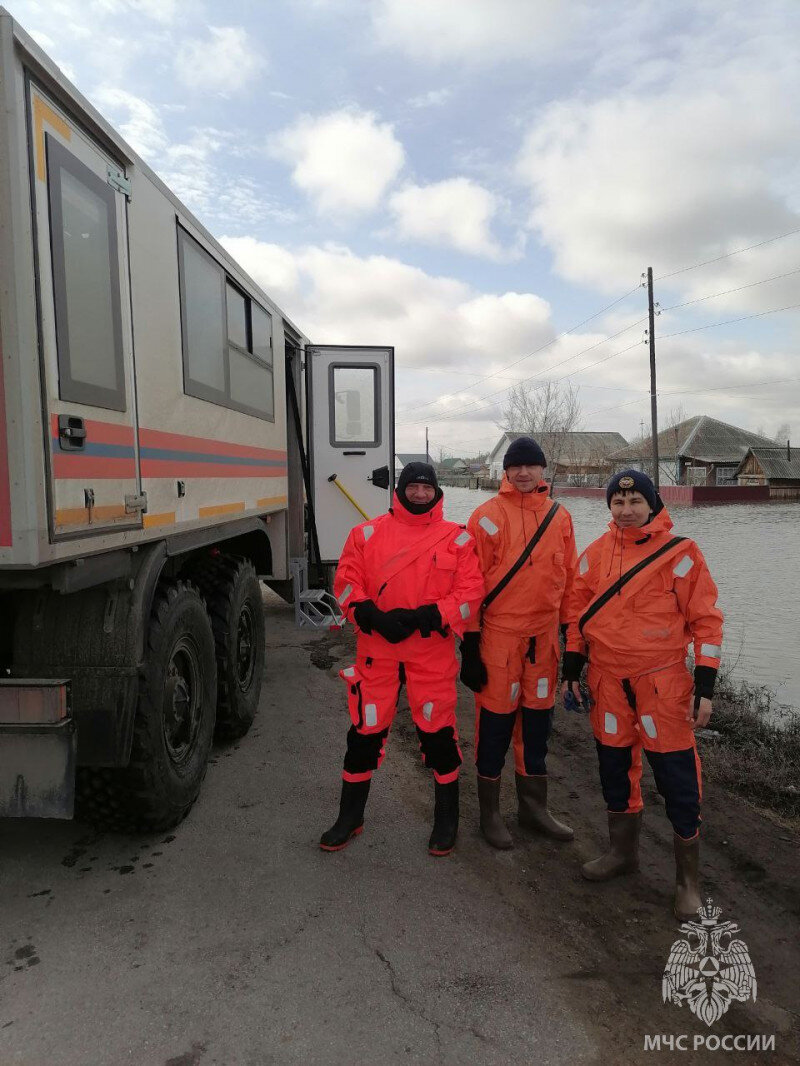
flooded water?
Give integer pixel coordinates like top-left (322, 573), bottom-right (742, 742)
top-left (443, 487), bottom-right (800, 711)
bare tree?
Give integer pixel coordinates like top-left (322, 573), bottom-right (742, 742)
top-left (498, 380), bottom-right (581, 483)
top-left (774, 421), bottom-right (791, 443)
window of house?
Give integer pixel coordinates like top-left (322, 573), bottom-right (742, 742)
top-left (178, 224), bottom-right (274, 420)
top-left (47, 134), bottom-right (126, 411)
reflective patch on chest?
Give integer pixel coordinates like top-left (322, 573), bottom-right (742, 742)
top-left (455, 531), bottom-right (471, 546)
top-left (479, 516), bottom-right (499, 536)
top-left (673, 554), bottom-right (694, 578)
top-left (579, 554), bottom-right (589, 575)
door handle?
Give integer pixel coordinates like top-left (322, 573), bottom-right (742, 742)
top-left (58, 414), bottom-right (86, 451)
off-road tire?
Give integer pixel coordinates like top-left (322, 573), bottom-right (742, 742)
top-left (188, 555), bottom-right (265, 740)
top-left (76, 581), bottom-right (217, 832)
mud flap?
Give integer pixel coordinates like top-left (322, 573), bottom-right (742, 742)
top-left (0, 721), bottom-right (76, 818)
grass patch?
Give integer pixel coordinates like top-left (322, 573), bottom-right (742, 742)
top-left (701, 673), bottom-right (800, 822)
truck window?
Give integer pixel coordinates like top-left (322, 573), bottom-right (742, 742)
top-left (178, 225), bottom-right (274, 420)
top-left (330, 364), bottom-right (380, 446)
top-left (46, 135), bottom-right (126, 411)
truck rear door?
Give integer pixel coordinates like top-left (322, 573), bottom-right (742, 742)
top-left (306, 345), bottom-right (394, 562)
top-left (28, 84), bottom-right (141, 539)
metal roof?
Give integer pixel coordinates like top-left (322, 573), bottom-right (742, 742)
top-left (612, 416), bottom-right (776, 463)
top-left (395, 453), bottom-right (430, 466)
top-left (736, 446), bottom-right (800, 480)
top-left (491, 430), bottom-right (627, 464)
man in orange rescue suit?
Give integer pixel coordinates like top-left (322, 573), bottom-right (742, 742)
top-left (321, 462), bottom-right (485, 857)
top-left (562, 469), bottom-right (723, 921)
top-left (460, 436), bottom-right (578, 849)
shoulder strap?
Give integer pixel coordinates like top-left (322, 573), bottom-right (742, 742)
top-left (481, 501), bottom-right (560, 613)
top-left (379, 523), bottom-right (457, 586)
top-left (578, 536), bottom-right (687, 633)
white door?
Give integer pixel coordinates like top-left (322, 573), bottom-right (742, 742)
top-left (306, 345), bottom-right (394, 563)
top-left (28, 85), bottom-right (141, 539)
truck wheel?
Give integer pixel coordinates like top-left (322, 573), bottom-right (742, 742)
top-left (77, 581), bottom-right (217, 832)
top-left (191, 556), bottom-right (265, 740)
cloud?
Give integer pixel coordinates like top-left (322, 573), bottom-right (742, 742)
top-left (175, 26), bottom-right (265, 95)
top-left (389, 178), bottom-right (507, 259)
top-left (516, 11), bottom-right (800, 311)
top-left (408, 88), bottom-right (452, 109)
top-left (370, 0), bottom-right (591, 64)
top-left (270, 109), bottom-right (405, 216)
top-left (93, 85), bottom-right (168, 158)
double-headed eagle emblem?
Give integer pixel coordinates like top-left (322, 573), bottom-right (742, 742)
top-left (663, 899), bottom-right (757, 1027)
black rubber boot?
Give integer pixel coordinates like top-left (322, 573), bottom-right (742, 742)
top-left (319, 779), bottom-right (371, 851)
top-left (428, 780), bottom-right (459, 856)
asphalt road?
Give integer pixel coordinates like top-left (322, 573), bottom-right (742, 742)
top-left (2, 592), bottom-right (798, 1065)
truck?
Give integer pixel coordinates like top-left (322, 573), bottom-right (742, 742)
top-left (0, 8), bottom-right (394, 830)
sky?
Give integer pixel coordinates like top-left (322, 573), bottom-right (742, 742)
top-left (10, 0), bottom-right (800, 458)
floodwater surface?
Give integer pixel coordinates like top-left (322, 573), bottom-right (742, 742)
top-left (443, 486), bottom-right (800, 711)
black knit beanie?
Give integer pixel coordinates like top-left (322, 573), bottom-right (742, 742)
top-left (606, 469), bottom-right (658, 511)
top-left (503, 436), bottom-right (547, 469)
top-left (396, 462), bottom-right (442, 514)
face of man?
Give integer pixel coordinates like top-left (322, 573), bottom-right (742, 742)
top-left (610, 490), bottom-right (651, 528)
top-left (506, 464), bottom-right (544, 494)
top-left (405, 482), bottom-right (436, 505)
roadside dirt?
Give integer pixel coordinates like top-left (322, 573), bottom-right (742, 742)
top-left (313, 626), bottom-right (800, 1064)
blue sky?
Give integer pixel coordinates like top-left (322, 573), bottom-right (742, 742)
top-left (10, 0), bottom-right (799, 456)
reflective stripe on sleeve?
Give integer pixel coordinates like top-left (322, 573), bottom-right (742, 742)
top-left (422, 701), bottom-right (434, 722)
top-left (673, 555), bottom-right (694, 578)
top-left (700, 643), bottom-right (721, 659)
top-left (579, 553), bottom-right (589, 575)
top-left (459, 603), bottom-right (470, 620)
top-left (455, 531), bottom-right (471, 546)
top-left (510, 682), bottom-right (520, 703)
top-left (479, 516), bottom-right (499, 536)
top-left (362, 525), bottom-right (374, 541)
top-left (337, 583), bottom-right (353, 605)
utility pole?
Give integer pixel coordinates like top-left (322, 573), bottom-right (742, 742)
top-left (646, 266), bottom-right (660, 490)
top-left (425, 426), bottom-right (429, 464)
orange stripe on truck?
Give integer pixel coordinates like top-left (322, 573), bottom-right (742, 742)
top-left (198, 502), bottom-right (245, 518)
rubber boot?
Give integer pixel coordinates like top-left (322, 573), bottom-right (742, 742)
top-left (581, 811), bottom-right (641, 880)
top-left (516, 774), bottom-right (574, 841)
top-left (673, 832), bottom-right (702, 921)
top-left (319, 779), bottom-right (370, 851)
top-left (428, 780), bottom-right (459, 857)
top-left (477, 775), bottom-right (513, 850)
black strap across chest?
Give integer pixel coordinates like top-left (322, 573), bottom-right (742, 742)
top-left (578, 535), bottom-right (687, 633)
top-left (482, 501), bottom-right (560, 612)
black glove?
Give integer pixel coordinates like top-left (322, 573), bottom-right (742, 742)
top-left (561, 651), bottom-right (587, 683)
top-left (352, 600), bottom-right (416, 644)
top-left (693, 664), bottom-right (717, 711)
top-left (459, 631), bottom-right (487, 693)
top-left (415, 603), bottom-right (446, 638)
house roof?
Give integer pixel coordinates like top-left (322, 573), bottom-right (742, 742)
top-left (395, 453), bottom-right (430, 466)
top-left (735, 446), bottom-right (800, 480)
top-left (490, 430), bottom-right (627, 465)
top-left (612, 416), bottom-right (775, 464)
top-left (439, 457), bottom-right (465, 469)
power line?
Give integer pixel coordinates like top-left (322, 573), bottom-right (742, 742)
top-left (401, 285), bottom-right (641, 415)
top-left (660, 267), bottom-right (800, 312)
top-left (582, 375), bottom-right (800, 420)
top-left (659, 302), bottom-right (800, 341)
top-left (655, 227), bottom-right (800, 281)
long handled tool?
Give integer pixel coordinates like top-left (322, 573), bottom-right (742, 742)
top-left (328, 473), bottom-right (371, 521)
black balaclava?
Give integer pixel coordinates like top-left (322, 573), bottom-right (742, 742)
top-left (396, 461), bottom-right (442, 515)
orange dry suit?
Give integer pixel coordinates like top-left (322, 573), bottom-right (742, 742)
top-left (333, 493), bottom-right (485, 784)
top-left (465, 478), bottom-right (579, 779)
top-left (565, 504), bottom-right (723, 839)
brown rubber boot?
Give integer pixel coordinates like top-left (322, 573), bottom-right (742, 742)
top-left (673, 832), bottom-right (702, 921)
top-left (516, 774), bottom-right (574, 841)
top-left (581, 811), bottom-right (641, 880)
top-left (477, 776), bottom-right (513, 849)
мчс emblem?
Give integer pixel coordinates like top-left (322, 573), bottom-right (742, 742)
top-left (663, 899), bottom-right (757, 1027)
top-left (618, 475), bottom-right (635, 489)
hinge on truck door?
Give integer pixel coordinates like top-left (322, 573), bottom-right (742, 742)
top-left (124, 492), bottom-right (147, 514)
top-left (107, 164), bottom-right (132, 200)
